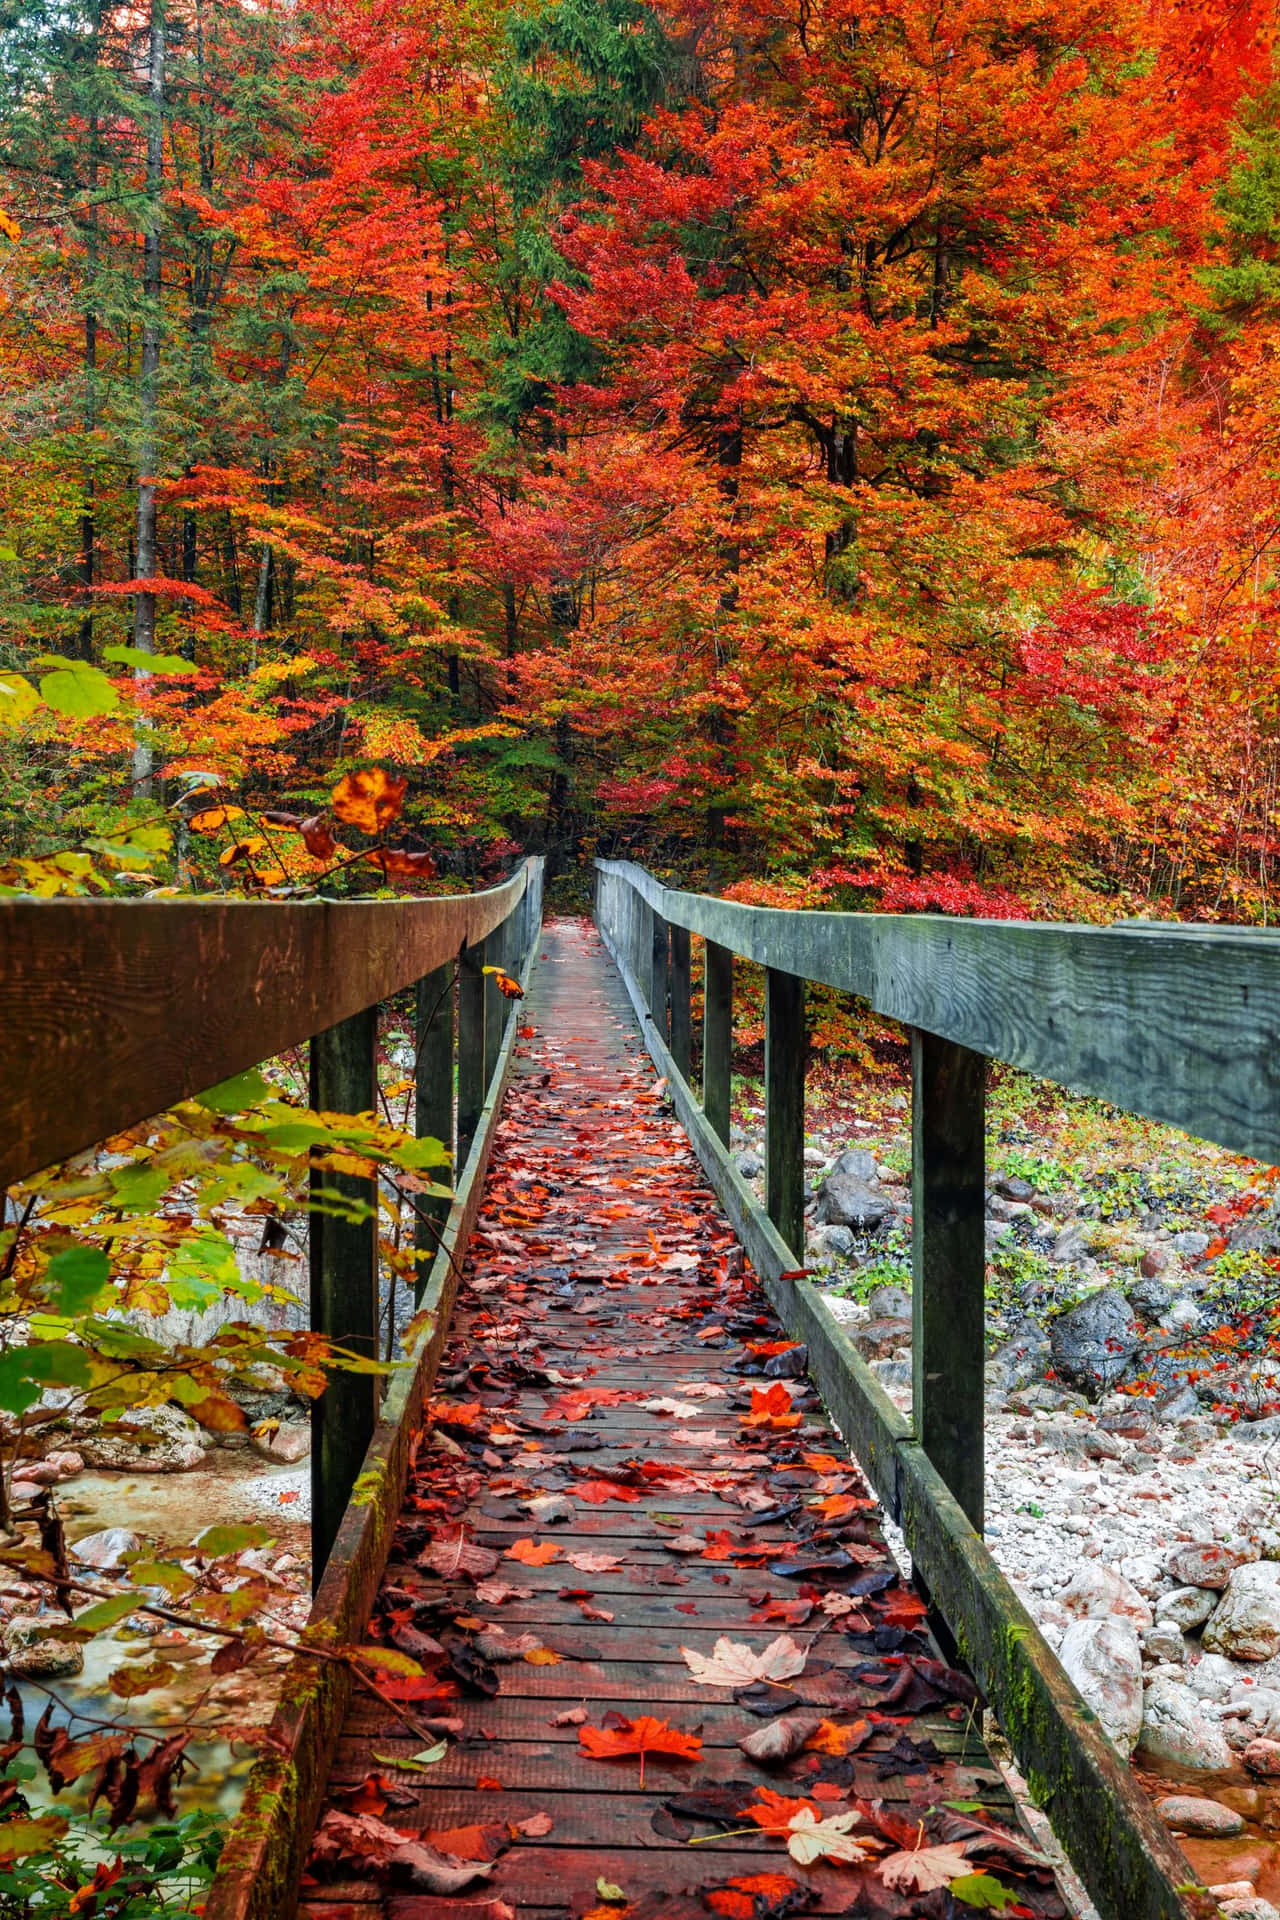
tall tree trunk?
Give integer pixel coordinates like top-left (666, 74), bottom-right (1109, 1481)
top-left (132, 0), bottom-right (165, 794)
top-left (78, 164), bottom-right (97, 662)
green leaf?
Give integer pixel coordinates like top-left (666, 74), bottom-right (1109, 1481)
top-left (192, 1523), bottom-right (272, 1557)
top-left (72, 1594), bottom-right (140, 1635)
top-left (0, 677), bottom-right (40, 730)
top-left (390, 1135), bottom-right (451, 1170)
top-left (45, 1246), bottom-right (110, 1314)
top-left (0, 1343), bottom-right (91, 1413)
top-left (195, 1069), bottom-right (271, 1114)
top-left (108, 1163), bottom-right (170, 1213)
top-left (37, 661), bottom-right (119, 718)
top-left (596, 1880), bottom-right (627, 1905)
top-left (167, 1230), bottom-right (241, 1308)
top-left (371, 1743), bottom-right (446, 1770)
top-left (102, 644), bottom-right (193, 675)
top-left (125, 1559), bottom-right (195, 1598)
top-left (353, 1646), bottom-right (424, 1677)
top-left (950, 1874), bottom-right (1024, 1911)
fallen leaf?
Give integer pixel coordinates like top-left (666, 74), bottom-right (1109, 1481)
top-left (740, 1789), bottom-right (821, 1834)
top-left (784, 1808), bottom-right (871, 1867)
top-left (505, 1539), bottom-right (561, 1566)
top-left (804, 1719), bottom-right (871, 1757)
top-left (704, 1871), bottom-right (814, 1919)
top-left (742, 1383), bottom-right (803, 1432)
top-left (475, 1579), bottom-right (534, 1605)
top-left (579, 1714), bottom-right (702, 1788)
top-left (573, 1479), bottom-right (640, 1504)
top-left (596, 1876), bottom-right (628, 1903)
top-left (524, 1647), bottom-right (562, 1665)
top-left (475, 1775), bottom-right (503, 1790)
top-left (565, 1551), bottom-right (624, 1573)
top-left (514, 1811), bottom-right (554, 1837)
top-left (879, 1842), bottom-right (973, 1892)
top-left (422, 1822), bottom-right (510, 1862)
top-left (681, 1635), bottom-right (806, 1689)
top-left (550, 1706), bottom-right (588, 1726)
top-left (419, 1535), bottom-right (500, 1580)
top-left (388, 1840), bottom-right (495, 1894)
top-left (371, 1742), bottom-right (446, 1770)
top-left (737, 1713), bottom-right (822, 1765)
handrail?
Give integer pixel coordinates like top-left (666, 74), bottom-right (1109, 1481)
top-left (0, 860), bottom-right (540, 1191)
top-left (598, 858), bottom-right (1280, 1166)
top-left (594, 859), bottom-right (1221, 1920)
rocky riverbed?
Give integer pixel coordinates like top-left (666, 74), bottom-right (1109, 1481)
top-left (731, 1092), bottom-right (1280, 1917)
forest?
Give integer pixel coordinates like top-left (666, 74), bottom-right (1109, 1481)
top-left (0, 0), bottom-right (1277, 918)
top-left (3, 2), bottom-right (1280, 1918)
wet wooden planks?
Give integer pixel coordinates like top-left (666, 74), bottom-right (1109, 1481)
top-left (303, 920), bottom-right (1067, 1920)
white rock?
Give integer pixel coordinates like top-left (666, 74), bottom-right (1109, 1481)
top-left (1185, 1652), bottom-right (1243, 1702)
top-left (1142, 1623), bottom-right (1187, 1663)
top-left (71, 1527), bottom-right (141, 1571)
top-left (1138, 1675), bottom-right (1233, 1769)
top-left (77, 1404), bottom-right (206, 1472)
top-left (1220, 1899), bottom-right (1280, 1920)
top-left (1156, 1585), bottom-right (1218, 1631)
top-left (1155, 1794), bottom-right (1244, 1836)
top-left (1058, 1617), bottom-right (1143, 1754)
top-left (1204, 1561), bottom-right (1280, 1662)
top-left (3, 1616), bottom-right (83, 1678)
top-left (1059, 1562), bottom-right (1152, 1628)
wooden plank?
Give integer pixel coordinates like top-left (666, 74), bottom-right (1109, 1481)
top-left (203, 895), bottom-right (544, 1920)
top-left (414, 962), bottom-right (455, 1304)
top-left (596, 858), bottom-right (1280, 1165)
top-left (599, 905), bottom-right (1215, 1920)
top-left (765, 967), bottom-right (805, 1262)
top-left (0, 863), bottom-right (536, 1189)
top-left (911, 1027), bottom-right (986, 1533)
top-left (309, 1007), bottom-right (378, 1583)
top-left (484, 915), bottom-right (507, 1087)
top-left (702, 939), bottom-right (733, 1147)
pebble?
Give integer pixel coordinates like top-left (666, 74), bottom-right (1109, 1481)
top-left (1242, 1738), bottom-right (1280, 1776)
top-left (1155, 1795), bottom-right (1245, 1836)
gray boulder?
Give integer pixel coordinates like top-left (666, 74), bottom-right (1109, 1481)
top-left (815, 1150), bottom-right (893, 1231)
top-left (1203, 1562), bottom-right (1280, 1662)
top-left (3, 1616), bottom-right (83, 1679)
top-left (1058, 1617), bottom-right (1143, 1754)
top-left (1138, 1675), bottom-right (1232, 1769)
top-left (1156, 1585), bottom-right (1218, 1632)
top-left (77, 1404), bottom-right (207, 1472)
top-left (1048, 1288), bottom-right (1140, 1398)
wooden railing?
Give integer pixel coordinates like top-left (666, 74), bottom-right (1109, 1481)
top-left (594, 859), bottom-right (1273, 1920)
top-left (0, 860), bottom-right (545, 1920)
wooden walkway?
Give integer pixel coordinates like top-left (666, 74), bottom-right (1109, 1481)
top-left (301, 920), bottom-right (1070, 1920)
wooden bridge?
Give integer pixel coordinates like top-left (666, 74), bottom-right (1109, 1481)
top-left (5, 863), bottom-right (1279, 1920)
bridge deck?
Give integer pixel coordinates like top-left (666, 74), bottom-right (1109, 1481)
top-left (300, 920), bottom-right (1071, 1919)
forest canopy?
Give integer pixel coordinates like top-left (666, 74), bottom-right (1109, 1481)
top-left (0, 0), bottom-right (1277, 918)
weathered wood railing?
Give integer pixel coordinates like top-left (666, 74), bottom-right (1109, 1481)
top-left (594, 859), bottom-right (1280, 1920)
top-left (0, 859), bottom-right (544, 1918)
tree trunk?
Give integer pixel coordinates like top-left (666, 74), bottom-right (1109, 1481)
top-left (132, 0), bottom-right (165, 795)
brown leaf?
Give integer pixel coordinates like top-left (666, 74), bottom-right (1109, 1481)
top-left (736, 1712), bottom-right (823, 1766)
top-left (331, 767), bottom-right (407, 834)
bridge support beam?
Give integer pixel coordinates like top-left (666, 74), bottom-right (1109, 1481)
top-left (702, 940), bottom-right (733, 1147)
top-left (414, 961), bottom-right (455, 1303)
top-left (765, 967), bottom-right (805, 1260)
top-left (911, 1028), bottom-right (986, 1533)
top-left (309, 1005), bottom-right (379, 1586)
top-left (669, 924), bottom-right (691, 1081)
top-left (457, 938), bottom-right (487, 1170)
top-left (650, 913), bottom-right (669, 1045)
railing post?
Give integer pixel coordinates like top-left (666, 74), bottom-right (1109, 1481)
top-left (457, 939), bottom-right (486, 1170)
top-left (309, 1005), bottom-right (378, 1587)
top-left (911, 1027), bottom-right (987, 1533)
top-left (765, 967), bottom-right (805, 1260)
top-left (483, 916), bottom-right (507, 1087)
top-left (669, 923), bottom-right (691, 1081)
top-left (703, 939), bottom-right (733, 1146)
top-left (414, 961), bottom-right (454, 1302)
top-left (651, 912), bottom-right (669, 1039)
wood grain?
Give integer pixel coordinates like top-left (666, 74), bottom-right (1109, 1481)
top-left (598, 858), bottom-right (1280, 1162)
top-left (0, 863), bottom-right (537, 1189)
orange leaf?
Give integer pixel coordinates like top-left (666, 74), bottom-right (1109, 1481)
top-left (422, 1822), bottom-right (508, 1861)
top-left (524, 1647), bottom-right (562, 1665)
top-left (743, 1383), bottom-right (802, 1431)
top-left (299, 814), bottom-right (337, 859)
top-left (804, 1718), bottom-right (871, 1756)
top-left (572, 1479), bottom-right (640, 1504)
top-left (474, 1775), bottom-right (503, 1790)
top-left (579, 1714), bottom-right (701, 1788)
top-left (706, 1873), bottom-right (810, 1919)
top-left (365, 846), bottom-right (437, 879)
top-left (505, 1539), bottom-right (560, 1566)
top-left (739, 1788), bottom-right (821, 1834)
top-left (331, 766), bottom-right (407, 834)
